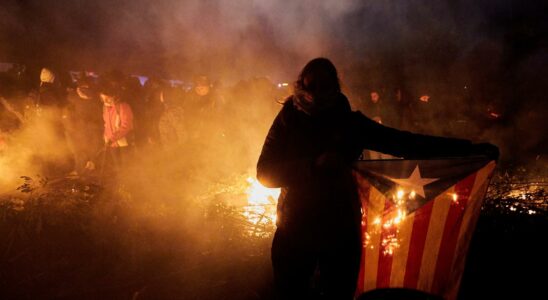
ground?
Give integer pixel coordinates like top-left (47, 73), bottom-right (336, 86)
top-left (0, 165), bottom-right (546, 299)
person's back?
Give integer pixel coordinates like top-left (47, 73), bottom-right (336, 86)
top-left (264, 96), bottom-right (362, 225)
top-left (258, 58), bottom-right (363, 299)
top-left (257, 57), bottom-right (498, 299)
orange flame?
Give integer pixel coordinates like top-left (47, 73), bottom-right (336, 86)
top-left (242, 177), bottom-right (280, 231)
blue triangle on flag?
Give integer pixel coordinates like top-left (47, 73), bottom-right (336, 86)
top-left (353, 157), bottom-right (491, 213)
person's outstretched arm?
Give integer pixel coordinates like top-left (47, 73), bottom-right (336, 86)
top-left (353, 111), bottom-right (499, 160)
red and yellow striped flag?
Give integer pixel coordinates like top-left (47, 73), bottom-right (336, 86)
top-left (354, 157), bottom-right (496, 300)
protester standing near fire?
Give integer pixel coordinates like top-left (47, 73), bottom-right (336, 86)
top-left (64, 77), bottom-right (103, 175)
top-left (257, 57), bottom-right (499, 299)
top-left (99, 83), bottom-right (134, 172)
top-left (37, 67), bottom-right (72, 175)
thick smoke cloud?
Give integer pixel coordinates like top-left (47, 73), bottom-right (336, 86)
top-left (1, 0), bottom-right (546, 158)
top-left (0, 0), bottom-right (494, 79)
top-left (0, 108), bottom-right (71, 192)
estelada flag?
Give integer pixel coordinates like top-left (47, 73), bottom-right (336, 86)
top-left (353, 157), bottom-right (496, 300)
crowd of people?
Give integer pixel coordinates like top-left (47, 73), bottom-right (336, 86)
top-left (349, 84), bottom-right (504, 138)
top-left (0, 65), bottom-right (286, 178)
top-left (0, 63), bottom-right (506, 179)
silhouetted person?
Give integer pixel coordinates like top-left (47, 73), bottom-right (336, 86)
top-left (257, 58), bottom-right (498, 299)
top-left (391, 87), bottom-right (413, 130)
top-left (182, 75), bottom-right (225, 156)
top-left (142, 77), bottom-right (166, 145)
top-left (64, 77), bottom-right (102, 174)
top-left (37, 67), bottom-right (71, 175)
top-left (38, 68), bottom-right (66, 108)
top-left (363, 89), bottom-right (386, 125)
top-left (158, 86), bottom-right (186, 148)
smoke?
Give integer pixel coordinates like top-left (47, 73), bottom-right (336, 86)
top-left (0, 107), bottom-right (71, 192)
top-left (0, 1), bottom-right (469, 78)
top-left (0, 1), bottom-right (546, 297)
top-left (0, 77), bottom-right (284, 297)
top-left (0, 0), bottom-right (543, 82)
top-left (0, 0), bottom-right (545, 197)
top-left (0, 0), bottom-right (545, 211)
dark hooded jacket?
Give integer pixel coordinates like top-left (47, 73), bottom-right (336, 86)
top-left (39, 83), bottom-right (66, 108)
top-left (257, 93), bottom-right (477, 232)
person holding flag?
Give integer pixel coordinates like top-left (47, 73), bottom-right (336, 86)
top-left (257, 57), bottom-right (498, 299)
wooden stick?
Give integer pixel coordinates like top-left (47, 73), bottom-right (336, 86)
top-left (0, 96), bottom-right (25, 124)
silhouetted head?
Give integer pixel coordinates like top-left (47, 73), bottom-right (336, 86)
top-left (98, 82), bottom-right (121, 106)
top-left (370, 91), bottom-right (380, 103)
top-left (76, 77), bottom-right (94, 100)
top-left (193, 75), bottom-right (211, 97)
top-left (295, 57), bottom-right (341, 98)
top-left (40, 68), bottom-right (56, 85)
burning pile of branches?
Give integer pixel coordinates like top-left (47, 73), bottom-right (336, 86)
top-left (483, 165), bottom-right (547, 216)
top-left (199, 174), bottom-right (279, 239)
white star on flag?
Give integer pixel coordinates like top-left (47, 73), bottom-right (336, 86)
top-left (387, 165), bottom-right (438, 198)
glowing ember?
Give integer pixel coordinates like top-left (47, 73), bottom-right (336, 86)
top-left (493, 181), bottom-right (546, 215)
top-left (451, 193), bottom-right (459, 204)
top-left (394, 209), bottom-right (406, 224)
top-left (409, 190), bottom-right (416, 199)
top-left (383, 220), bottom-right (393, 230)
top-left (381, 233), bottom-right (400, 256)
top-left (373, 217), bottom-right (381, 225)
top-left (371, 186), bottom-right (413, 256)
top-left (396, 189), bottom-right (404, 200)
top-left (363, 232), bottom-right (371, 247)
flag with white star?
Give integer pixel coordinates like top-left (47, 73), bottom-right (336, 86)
top-left (353, 157), bottom-right (496, 300)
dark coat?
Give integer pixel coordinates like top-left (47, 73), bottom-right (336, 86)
top-left (39, 83), bottom-right (66, 108)
top-left (257, 94), bottom-right (475, 232)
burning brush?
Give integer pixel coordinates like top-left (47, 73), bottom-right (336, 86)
top-left (200, 174), bottom-right (280, 238)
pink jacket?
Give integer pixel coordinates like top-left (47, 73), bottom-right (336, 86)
top-left (103, 102), bottom-right (134, 147)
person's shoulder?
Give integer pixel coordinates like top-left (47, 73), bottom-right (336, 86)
top-left (279, 96), bottom-right (299, 116)
top-left (281, 95), bottom-right (302, 113)
top-left (269, 96), bottom-right (297, 126)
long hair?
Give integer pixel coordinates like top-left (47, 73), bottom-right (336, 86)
top-left (294, 58), bottom-right (341, 96)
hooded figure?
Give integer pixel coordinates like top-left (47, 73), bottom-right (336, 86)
top-left (40, 68), bottom-right (56, 84)
top-left (257, 58), bottom-right (498, 299)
